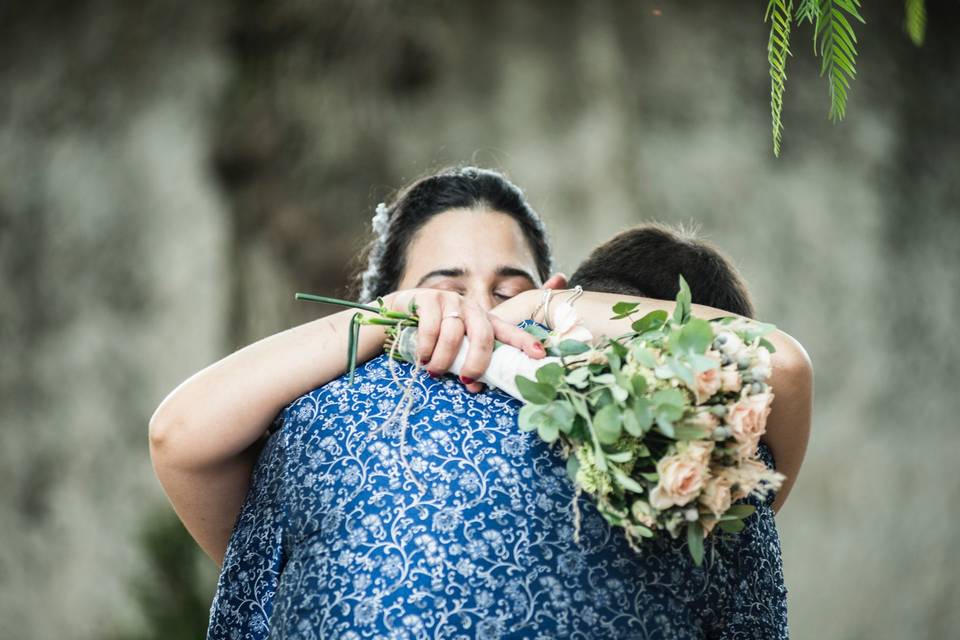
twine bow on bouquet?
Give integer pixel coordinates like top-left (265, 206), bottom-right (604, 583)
top-left (295, 276), bottom-right (786, 566)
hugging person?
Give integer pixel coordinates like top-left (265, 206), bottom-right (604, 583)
top-left (149, 167), bottom-right (813, 639)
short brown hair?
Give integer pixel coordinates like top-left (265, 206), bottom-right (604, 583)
top-left (569, 222), bottom-right (755, 318)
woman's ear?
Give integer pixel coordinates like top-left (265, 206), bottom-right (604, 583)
top-left (542, 273), bottom-right (568, 290)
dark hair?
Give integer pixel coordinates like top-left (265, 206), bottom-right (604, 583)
top-left (569, 222), bottom-right (756, 318)
top-left (353, 166), bottom-right (554, 301)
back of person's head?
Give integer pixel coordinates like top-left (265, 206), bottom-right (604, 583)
top-left (569, 222), bottom-right (756, 318)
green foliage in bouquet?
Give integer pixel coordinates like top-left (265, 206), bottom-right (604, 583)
top-left (294, 293), bottom-right (420, 383)
top-left (514, 277), bottom-right (779, 566)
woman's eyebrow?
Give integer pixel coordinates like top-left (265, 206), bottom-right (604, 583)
top-left (496, 266), bottom-right (537, 285)
top-left (415, 268), bottom-right (466, 287)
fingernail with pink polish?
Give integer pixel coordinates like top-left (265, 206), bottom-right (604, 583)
top-left (459, 375), bottom-right (476, 385)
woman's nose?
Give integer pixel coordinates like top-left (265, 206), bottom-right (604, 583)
top-left (463, 288), bottom-right (495, 312)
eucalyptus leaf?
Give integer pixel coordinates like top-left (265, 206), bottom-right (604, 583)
top-left (631, 309), bottom-right (668, 334)
top-left (719, 518), bottom-right (746, 533)
top-left (632, 398), bottom-right (654, 432)
top-left (612, 301), bottom-right (641, 318)
top-left (640, 471), bottom-right (660, 482)
top-left (611, 466), bottom-right (645, 493)
top-left (689, 353), bottom-right (720, 373)
top-left (518, 404), bottom-right (542, 432)
top-left (724, 504), bottom-right (756, 519)
top-left (655, 417), bottom-right (676, 438)
top-left (565, 367), bottom-right (591, 388)
top-left (676, 318), bottom-right (713, 354)
top-left (611, 384), bottom-right (629, 403)
top-left (523, 324), bottom-right (550, 340)
top-left (566, 454), bottom-right (580, 482)
top-left (674, 275), bottom-right (693, 324)
top-left (606, 450), bottom-right (634, 463)
top-left (557, 340), bottom-right (591, 356)
top-left (686, 520), bottom-right (705, 566)
top-left (538, 421), bottom-right (559, 444)
top-left (593, 404), bottom-right (623, 445)
top-left (622, 409), bottom-right (642, 437)
top-left (630, 373), bottom-right (648, 396)
top-left (667, 357), bottom-right (696, 387)
top-left (632, 345), bottom-right (659, 369)
top-left (543, 401), bottom-right (576, 434)
top-left (608, 339), bottom-right (629, 358)
top-left (652, 388), bottom-right (686, 409)
top-left (673, 425), bottom-right (712, 440)
top-left (535, 362), bottom-right (565, 386)
top-left (515, 375), bottom-right (557, 405)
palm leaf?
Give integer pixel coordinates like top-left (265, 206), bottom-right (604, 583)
top-left (795, 0), bottom-right (820, 24)
top-left (766, 0), bottom-right (794, 156)
top-left (814, 0), bottom-right (866, 122)
top-left (904, 0), bottom-right (926, 46)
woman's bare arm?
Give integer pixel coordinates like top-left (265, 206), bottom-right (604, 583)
top-left (492, 288), bottom-right (814, 514)
top-left (148, 307), bottom-right (390, 565)
top-left (149, 289), bottom-right (546, 566)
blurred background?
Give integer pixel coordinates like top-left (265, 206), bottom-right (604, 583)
top-left (1, 0), bottom-right (958, 638)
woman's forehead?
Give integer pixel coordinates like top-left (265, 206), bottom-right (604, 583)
top-left (405, 209), bottom-right (539, 278)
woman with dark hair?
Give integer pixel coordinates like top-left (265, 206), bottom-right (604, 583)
top-left (150, 166), bottom-right (811, 638)
top-left (149, 166), bottom-right (562, 565)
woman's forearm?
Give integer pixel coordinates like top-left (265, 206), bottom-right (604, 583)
top-left (148, 307), bottom-right (387, 469)
top-left (148, 306), bottom-right (389, 566)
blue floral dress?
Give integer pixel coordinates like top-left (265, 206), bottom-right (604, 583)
top-left (207, 346), bottom-right (789, 639)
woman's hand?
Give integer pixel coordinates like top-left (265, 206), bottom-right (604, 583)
top-left (384, 289), bottom-right (547, 392)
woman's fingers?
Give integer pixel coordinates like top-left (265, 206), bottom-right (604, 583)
top-left (412, 292), bottom-right (443, 365)
top-left (458, 306), bottom-right (495, 385)
top-left (491, 316), bottom-right (548, 359)
top-left (425, 299), bottom-right (468, 375)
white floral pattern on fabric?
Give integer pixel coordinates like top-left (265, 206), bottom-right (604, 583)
top-left (207, 324), bottom-right (788, 640)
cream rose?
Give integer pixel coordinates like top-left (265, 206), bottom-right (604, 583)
top-left (719, 366), bottom-right (742, 393)
top-left (648, 442), bottom-right (714, 510)
top-left (718, 331), bottom-right (747, 359)
top-left (725, 392), bottom-right (774, 460)
top-left (630, 499), bottom-right (658, 529)
top-left (545, 300), bottom-right (594, 348)
top-left (719, 457), bottom-right (786, 501)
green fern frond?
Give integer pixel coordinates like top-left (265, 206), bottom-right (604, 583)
top-left (814, 0), bottom-right (865, 122)
top-left (796, 0), bottom-right (820, 24)
top-left (766, 0), bottom-right (794, 156)
top-left (904, 0), bottom-right (926, 46)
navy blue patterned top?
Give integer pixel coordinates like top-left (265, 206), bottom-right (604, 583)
top-left (207, 347), bottom-right (788, 639)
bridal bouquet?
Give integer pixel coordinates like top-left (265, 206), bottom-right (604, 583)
top-left (296, 277), bottom-right (785, 565)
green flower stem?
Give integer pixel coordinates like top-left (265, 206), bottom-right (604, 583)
top-left (294, 292), bottom-right (380, 314)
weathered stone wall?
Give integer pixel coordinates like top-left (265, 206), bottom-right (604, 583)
top-left (1, 1), bottom-right (957, 637)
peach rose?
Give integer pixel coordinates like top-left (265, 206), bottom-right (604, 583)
top-left (698, 472), bottom-right (734, 518)
top-left (692, 367), bottom-right (722, 404)
top-left (687, 409), bottom-right (720, 433)
top-left (649, 442), bottom-right (714, 510)
top-left (725, 392), bottom-right (774, 460)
